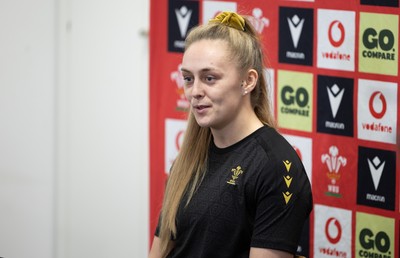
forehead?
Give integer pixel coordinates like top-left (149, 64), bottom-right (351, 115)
top-left (181, 39), bottom-right (236, 72)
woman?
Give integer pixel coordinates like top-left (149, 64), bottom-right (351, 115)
top-left (149, 12), bottom-right (312, 258)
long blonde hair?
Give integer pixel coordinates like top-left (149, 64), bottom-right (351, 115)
top-left (158, 14), bottom-right (276, 257)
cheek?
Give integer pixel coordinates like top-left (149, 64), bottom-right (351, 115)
top-left (220, 91), bottom-right (244, 109)
top-left (183, 87), bottom-right (191, 100)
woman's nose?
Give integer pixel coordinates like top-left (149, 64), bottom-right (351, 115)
top-left (191, 80), bottom-right (204, 99)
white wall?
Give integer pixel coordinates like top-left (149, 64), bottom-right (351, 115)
top-left (0, 0), bottom-right (56, 257)
top-left (0, 0), bottom-right (149, 257)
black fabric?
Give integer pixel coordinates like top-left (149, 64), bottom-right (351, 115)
top-left (157, 126), bottom-right (313, 258)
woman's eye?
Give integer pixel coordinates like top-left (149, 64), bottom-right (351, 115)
top-left (183, 76), bottom-right (192, 83)
top-left (205, 76), bottom-right (215, 82)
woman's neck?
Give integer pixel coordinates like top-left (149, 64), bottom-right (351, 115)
top-left (211, 112), bottom-right (264, 148)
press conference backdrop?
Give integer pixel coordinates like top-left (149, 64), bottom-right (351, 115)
top-left (149, 1), bottom-right (399, 257)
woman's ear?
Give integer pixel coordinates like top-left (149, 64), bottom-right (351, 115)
top-left (241, 69), bottom-right (258, 94)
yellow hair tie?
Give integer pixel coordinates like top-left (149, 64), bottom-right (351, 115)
top-left (209, 11), bottom-right (246, 31)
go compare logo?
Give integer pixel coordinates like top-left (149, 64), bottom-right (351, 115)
top-left (356, 212), bottom-right (394, 258)
top-left (278, 70), bottom-right (313, 132)
top-left (359, 13), bottom-right (398, 76)
top-left (281, 86), bottom-right (310, 116)
top-left (362, 28), bottom-right (395, 60)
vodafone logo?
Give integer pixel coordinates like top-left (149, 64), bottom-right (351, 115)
top-left (328, 20), bottom-right (345, 47)
top-left (358, 79), bottom-right (396, 144)
top-left (314, 205), bottom-right (351, 258)
top-left (325, 217), bottom-right (342, 244)
top-left (317, 10), bottom-right (355, 71)
top-left (165, 119), bottom-right (187, 173)
top-left (175, 130), bottom-right (185, 151)
top-left (369, 91), bottom-right (387, 119)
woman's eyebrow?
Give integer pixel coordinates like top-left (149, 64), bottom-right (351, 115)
top-left (180, 67), bottom-right (216, 73)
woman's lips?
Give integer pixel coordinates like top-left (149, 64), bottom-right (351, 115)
top-left (193, 105), bottom-right (210, 114)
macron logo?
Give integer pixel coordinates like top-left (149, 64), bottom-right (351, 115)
top-left (287, 14), bottom-right (304, 48)
top-left (367, 156), bottom-right (385, 191)
top-left (175, 6), bottom-right (192, 38)
top-left (327, 84), bottom-right (344, 118)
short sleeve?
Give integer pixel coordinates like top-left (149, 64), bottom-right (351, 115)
top-left (250, 150), bottom-right (312, 254)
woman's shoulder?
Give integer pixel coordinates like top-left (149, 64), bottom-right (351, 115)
top-left (254, 126), bottom-right (305, 172)
top-left (255, 126), bottom-right (294, 153)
